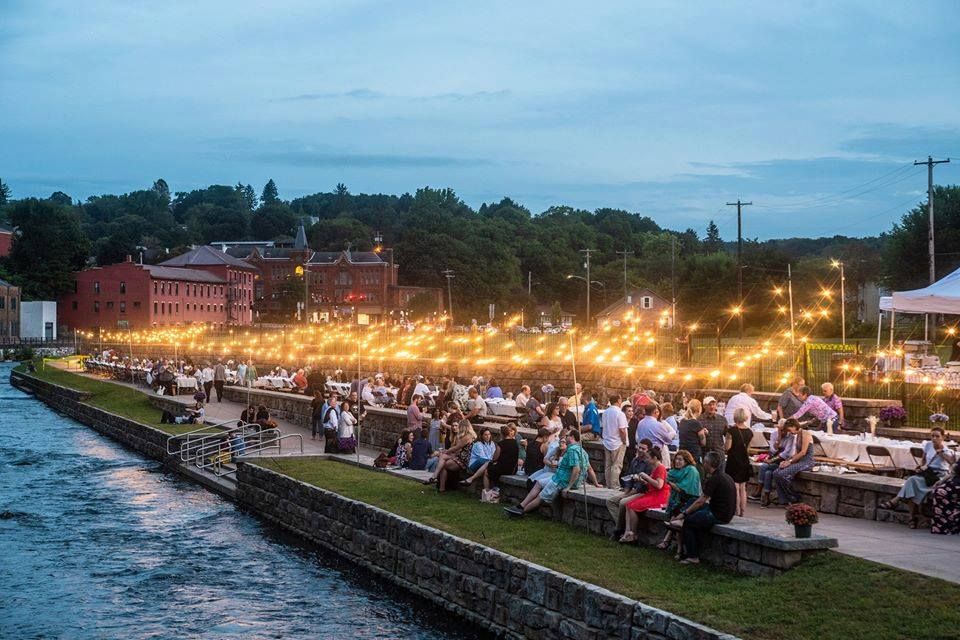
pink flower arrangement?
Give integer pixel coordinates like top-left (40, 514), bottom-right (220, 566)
top-left (785, 503), bottom-right (819, 526)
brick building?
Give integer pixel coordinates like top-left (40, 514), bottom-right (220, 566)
top-left (157, 245), bottom-right (257, 326)
top-left (0, 278), bottom-right (20, 338)
top-left (0, 223), bottom-right (13, 258)
top-left (594, 287), bottom-right (673, 329)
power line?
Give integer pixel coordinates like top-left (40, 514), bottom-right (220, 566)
top-left (757, 164), bottom-right (920, 212)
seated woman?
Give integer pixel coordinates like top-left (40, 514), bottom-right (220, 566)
top-left (772, 419), bottom-right (815, 506)
top-left (657, 449), bottom-right (702, 551)
top-left (930, 462), bottom-right (960, 535)
top-left (754, 419), bottom-right (797, 507)
top-left (523, 427), bottom-right (552, 478)
top-left (528, 426), bottom-right (563, 487)
top-left (423, 420), bottom-right (477, 492)
top-left (390, 430), bottom-right (414, 468)
top-left (461, 427), bottom-right (497, 486)
top-left (880, 427), bottom-right (956, 528)
top-left (619, 446), bottom-right (670, 543)
top-left (476, 424), bottom-right (520, 490)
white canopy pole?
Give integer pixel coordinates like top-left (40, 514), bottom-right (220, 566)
top-left (876, 310), bottom-right (883, 350)
top-left (889, 311), bottom-right (895, 350)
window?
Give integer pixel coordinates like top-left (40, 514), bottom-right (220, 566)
top-left (206, 285), bottom-right (210, 297)
top-left (0, 297), bottom-right (4, 309)
top-left (106, 301), bottom-right (114, 309)
top-left (641, 296), bottom-right (653, 309)
top-left (119, 281), bottom-right (126, 294)
top-left (153, 282), bottom-right (158, 294)
top-left (133, 301), bottom-right (140, 308)
top-left (174, 283), bottom-right (179, 295)
top-left (154, 302), bottom-right (158, 314)
top-left (175, 303), bottom-right (179, 314)
top-left (74, 280), bottom-right (78, 293)
top-left (160, 302), bottom-right (164, 315)
top-left (337, 271), bottom-right (351, 286)
top-left (94, 281), bottom-right (100, 294)
top-left (72, 301), bottom-right (78, 310)
top-left (94, 301), bottom-right (100, 313)
top-left (11, 297), bottom-right (16, 310)
top-left (120, 301), bottom-right (126, 313)
top-left (161, 282), bottom-right (166, 295)
top-left (168, 302), bottom-right (172, 315)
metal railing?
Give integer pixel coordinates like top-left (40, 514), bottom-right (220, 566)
top-left (178, 422), bottom-right (264, 463)
top-left (165, 418), bottom-right (240, 456)
top-left (194, 430), bottom-right (304, 477)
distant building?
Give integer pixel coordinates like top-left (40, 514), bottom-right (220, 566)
top-left (20, 301), bottom-right (57, 340)
top-left (0, 223), bottom-right (13, 258)
top-left (58, 254), bottom-right (252, 331)
top-left (534, 304), bottom-right (576, 328)
top-left (0, 278), bottom-right (20, 338)
top-left (157, 245), bottom-right (257, 326)
top-left (594, 288), bottom-right (672, 329)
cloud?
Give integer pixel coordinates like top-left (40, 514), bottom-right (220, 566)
top-left (251, 149), bottom-right (493, 169)
top-left (273, 89), bottom-right (511, 103)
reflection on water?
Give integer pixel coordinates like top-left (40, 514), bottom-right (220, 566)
top-left (0, 364), bottom-right (488, 639)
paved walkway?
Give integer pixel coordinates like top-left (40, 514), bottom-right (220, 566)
top-left (53, 363), bottom-right (960, 584)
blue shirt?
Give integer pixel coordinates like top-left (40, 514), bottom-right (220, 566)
top-left (635, 415), bottom-right (672, 448)
top-left (583, 401), bottom-right (601, 434)
top-left (485, 386), bottom-right (503, 399)
top-left (468, 440), bottom-right (496, 467)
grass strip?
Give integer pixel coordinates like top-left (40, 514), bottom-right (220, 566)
top-left (254, 456), bottom-right (960, 640)
top-left (17, 361), bottom-right (200, 435)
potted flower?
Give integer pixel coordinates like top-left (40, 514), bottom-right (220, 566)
top-left (785, 503), bottom-right (818, 538)
top-left (929, 404), bottom-right (949, 425)
top-left (879, 405), bottom-right (907, 428)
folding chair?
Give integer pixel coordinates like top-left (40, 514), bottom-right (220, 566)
top-left (864, 445), bottom-right (899, 476)
top-left (909, 446), bottom-right (925, 469)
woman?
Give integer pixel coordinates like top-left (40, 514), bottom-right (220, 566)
top-left (677, 399), bottom-right (706, 463)
top-left (484, 424), bottom-right (520, 488)
top-left (755, 419), bottom-right (797, 507)
top-left (724, 407), bottom-right (754, 517)
top-left (528, 427), bottom-right (563, 486)
top-left (657, 450), bottom-right (702, 550)
top-left (485, 378), bottom-right (504, 400)
top-left (461, 427), bottom-right (497, 486)
top-left (399, 376), bottom-right (414, 407)
top-left (772, 419), bottom-right (815, 506)
top-left (879, 427), bottom-right (956, 528)
top-left (391, 429), bottom-right (415, 468)
top-left (545, 402), bottom-right (563, 433)
top-left (337, 400), bottom-right (357, 454)
top-left (930, 462), bottom-right (960, 535)
top-left (619, 446), bottom-right (670, 543)
top-left (424, 420), bottom-right (476, 492)
top-left (524, 427), bottom-right (552, 478)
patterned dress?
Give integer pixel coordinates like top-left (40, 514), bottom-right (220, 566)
top-left (931, 474), bottom-right (960, 535)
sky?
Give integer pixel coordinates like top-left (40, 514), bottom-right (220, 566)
top-left (2, 0), bottom-right (959, 239)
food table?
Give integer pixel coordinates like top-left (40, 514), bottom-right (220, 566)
top-left (485, 398), bottom-right (521, 417)
top-left (175, 376), bottom-right (198, 391)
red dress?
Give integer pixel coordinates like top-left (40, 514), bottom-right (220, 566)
top-left (626, 464), bottom-right (670, 512)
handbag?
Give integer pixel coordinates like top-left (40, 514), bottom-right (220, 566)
top-left (373, 452), bottom-right (390, 468)
top-left (916, 451), bottom-right (943, 487)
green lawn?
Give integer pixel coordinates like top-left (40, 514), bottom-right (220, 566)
top-left (254, 457), bottom-right (960, 640)
top-left (18, 361), bottom-right (200, 435)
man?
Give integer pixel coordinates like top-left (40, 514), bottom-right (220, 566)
top-left (580, 393), bottom-right (602, 441)
top-left (634, 404), bottom-right (673, 451)
top-left (200, 363), bottom-right (214, 402)
top-left (466, 386), bottom-right (488, 424)
top-left (673, 451), bottom-right (737, 564)
top-left (321, 396), bottom-right (341, 453)
top-left (504, 430), bottom-right (592, 517)
top-left (558, 397), bottom-right (579, 432)
top-left (699, 396), bottom-right (728, 458)
top-left (820, 382), bottom-right (845, 429)
top-left (213, 359), bottom-right (226, 402)
top-left (525, 390), bottom-right (545, 427)
top-left (413, 376), bottom-right (431, 400)
top-left (630, 387), bottom-right (652, 411)
top-left (407, 394), bottom-right (424, 433)
top-left (790, 385), bottom-right (838, 430)
top-left (600, 395), bottom-right (629, 490)
top-left (777, 376), bottom-right (805, 420)
top-left (566, 382), bottom-right (583, 423)
top-left (515, 385), bottom-right (530, 412)
top-left (310, 390), bottom-right (325, 440)
top-left (723, 383), bottom-right (773, 427)
top-left (606, 438), bottom-right (654, 537)
top-left (244, 360), bottom-right (258, 388)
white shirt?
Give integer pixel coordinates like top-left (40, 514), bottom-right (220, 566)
top-left (600, 406), bottom-right (628, 451)
top-left (202, 367), bottom-right (214, 383)
top-left (361, 385), bottom-right (376, 405)
top-left (515, 392), bottom-right (529, 408)
top-left (339, 411), bottom-right (356, 438)
top-left (414, 382), bottom-right (431, 398)
top-left (723, 392), bottom-right (773, 427)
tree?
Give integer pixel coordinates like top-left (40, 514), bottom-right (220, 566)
top-left (8, 199), bottom-right (89, 299)
top-left (404, 291), bottom-right (440, 320)
top-left (251, 202), bottom-right (297, 240)
top-left (261, 179), bottom-right (279, 206)
top-left (704, 220), bottom-right (723, 253)
top-left (151, 178), bottom-right (170, 204)
top-left (0, 178), bottom-right (10, 206)
top-left (48, 191), bottom-right (73, 207)
top-left (236, 183), bottom-right (258, 211)
top-left (881, 186), bottom-right (960, 289)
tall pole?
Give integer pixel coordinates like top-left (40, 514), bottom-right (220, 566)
top-left (580, 249), bottom-right (593, 329)
top-left (528, 270), bottom-right (532, 296)
top-left (442, 269), bottom-right (455, 326)
top-left (787, 263), bottom-right (796, 346)
top-left (839, 261), bottom-right (846, 345)
top-left (670, 237), bottom-right (677, 331)
top-left (616, 249), bottom-right (633, 297)
top-left (303, 269), bottom-right (309, 328)
top-left (914, 156), bottom-right (950, 340)
top-left (726, 199), bottom-right (752, 339)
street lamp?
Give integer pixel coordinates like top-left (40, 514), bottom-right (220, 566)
top-left (295, 264), bottom-right (308, 327)
top-left (831, 259), bottom-right (846, 345)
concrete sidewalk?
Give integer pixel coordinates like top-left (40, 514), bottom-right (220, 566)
top-left (56, 363), bottom-right (960, 584)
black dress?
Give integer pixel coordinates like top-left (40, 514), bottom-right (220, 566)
top-left (724, 426), bottom-right (753, 483)
top-left (488, 440), bottom-right (519, 483)
top-left (524, 439), bottom-right (545, 477)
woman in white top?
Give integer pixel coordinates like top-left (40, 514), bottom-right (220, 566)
top-left (337, 401), bottom-right (357, 453)
top-left (879, 427), bottom-right (956, 528)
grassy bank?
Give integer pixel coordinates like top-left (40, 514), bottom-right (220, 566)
top-left (16, 361), bottom-right (199, 435)
top-left (254, 457), bottom-right (960, 640)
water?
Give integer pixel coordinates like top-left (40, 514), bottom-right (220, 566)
top-left (0, 364), bottom-right (488, 639)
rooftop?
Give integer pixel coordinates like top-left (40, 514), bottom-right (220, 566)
top-left (141, 264), bottom-right (225, 283)
top-left (159, 245), bottom-right (256, 270)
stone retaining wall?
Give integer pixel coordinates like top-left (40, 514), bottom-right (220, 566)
top-left (11, 370), bottom-right (171, 463)
top-left (236, 461), bottom-right (737, 640)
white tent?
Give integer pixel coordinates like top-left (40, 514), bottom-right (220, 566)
top-left (877, 266), bottom-right (960, 347)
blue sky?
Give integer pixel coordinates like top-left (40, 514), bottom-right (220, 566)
top-left (2, 0), bottom-right (959, 239)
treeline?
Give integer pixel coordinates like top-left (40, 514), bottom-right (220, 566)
top-left (0, 176), bottom-right (957, 332)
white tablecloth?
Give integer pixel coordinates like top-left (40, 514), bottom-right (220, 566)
top-left (256, 376), bottom-right (293, 390)
top-left (485, 398), bottom-right (520, 417)
top-left (175, 376), bottom-right (197, 390)
top-left (750, 427), bottom-right (925, 470)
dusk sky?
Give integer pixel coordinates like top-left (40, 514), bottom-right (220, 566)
top-left (2, 0), bottom-right (959, 239)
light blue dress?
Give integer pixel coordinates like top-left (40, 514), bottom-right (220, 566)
top-left (529, 440), bottom-right (561, 484)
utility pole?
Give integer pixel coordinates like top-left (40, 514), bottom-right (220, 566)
top-left (670, 236), bottom-right (677, 330)
top-left (615, 249), bottom-right (633, 297)
top-left (726, 199), bottom-right (752, 339)
top-left (787, 263), bottom-right (796, 346)
top-left (914, 156), bottom-right (950, 340)
top-left (528, 270), bottom-right (532, 296)
top-left (442, 269), bottom-right (455, 326)
top-left (580, 249), bottom-right (594, 329)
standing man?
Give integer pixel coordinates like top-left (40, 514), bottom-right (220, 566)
top-left (407, 394), bottom-right (424, 435)
top-left (672, 451), bottom-right (737, 565)
top-left (213, 359), bottom-right (226, 403)
top-left (601, 394), bottom-right (629, 490)
top-left (777, 376), bottom-right (805, 420)
top-left (723, 383), bottom-right (773, 426)
top-left (699, 396), bottom-right (728, 461)
top-left (201, 362), bottom-right (215, 403)
top-left (244, 360), bottom-right (258, 388)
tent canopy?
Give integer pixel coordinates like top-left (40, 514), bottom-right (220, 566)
top-left (880, 266), bottom-right (960, 315)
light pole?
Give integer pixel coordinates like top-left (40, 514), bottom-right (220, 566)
top-left (831, 259), bottom-right (846, 345)
top-left (295, 265), bottom-right (308, 327)
top-left (566, 275), bottom-right (604, 328)
top-left (442, 269), bottom-right (455, 326)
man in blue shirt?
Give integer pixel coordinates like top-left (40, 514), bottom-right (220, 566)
top-left (634, 404), bottom-right (672, 449)
top-left (580, 394), bottom-right (602, 441)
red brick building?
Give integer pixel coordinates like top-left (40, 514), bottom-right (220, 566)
top-left (0, 278), bottom-right (20, 338)
top-left (0, 224), bottom-right (13, 258)
top-left (157, 245), bottom-right (257, 326)
top-left (59, 251), bottom-right (255, 331)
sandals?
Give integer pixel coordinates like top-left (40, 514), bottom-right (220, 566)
top-left (422, 478), bottom-right (437, 485)
top-left (908, 517), bottom-right (919, 529)
top-left (878, 499), bottom-right (896, 510)
top-left (617, 533), bottom-right (637, 544)
top-left (656, 540), bottom-right (671, 550)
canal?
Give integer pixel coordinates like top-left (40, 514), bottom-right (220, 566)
top-left (0, 363), bottom-right (488, 639)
